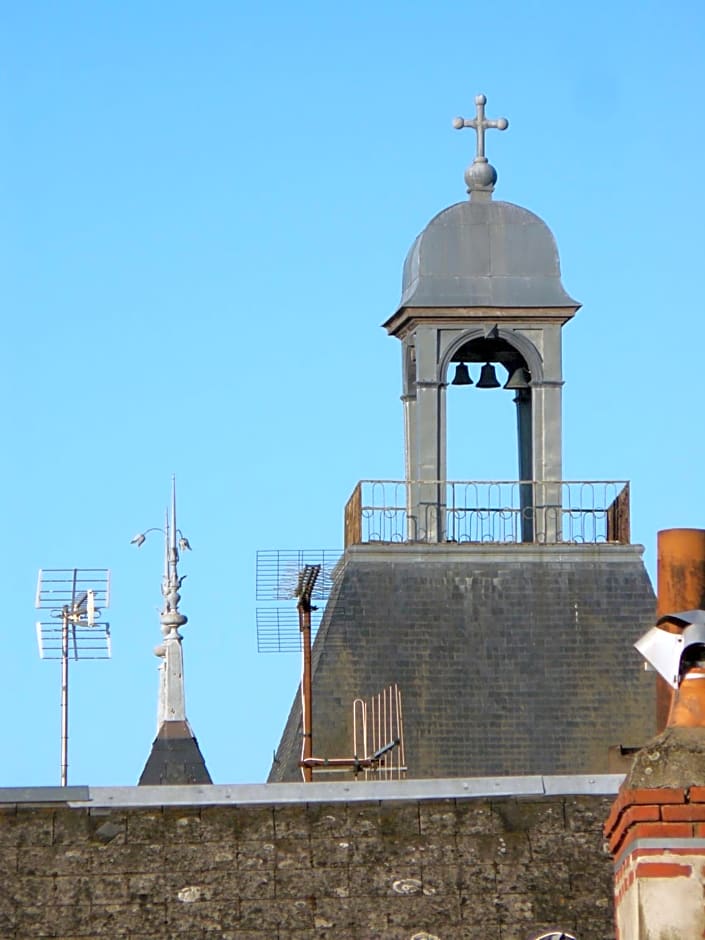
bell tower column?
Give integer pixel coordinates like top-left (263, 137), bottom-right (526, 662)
top-left (404, 325), bottom-right (446, 540)
top-left (530, 324), bottom-right (564, 541)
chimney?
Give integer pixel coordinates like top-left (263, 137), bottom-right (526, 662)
top-left (604, 529), bottom-right (705, 939)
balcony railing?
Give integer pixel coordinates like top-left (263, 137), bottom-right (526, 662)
top-left (344, 480), bottom-right (630, 547)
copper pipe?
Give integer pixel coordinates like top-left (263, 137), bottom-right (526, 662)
top-left (299, 599), bottom-right (313, 783)
top-left (656, 529), bottom-right (705, 730)
top-left (666, 668), bottom-right (705, 728)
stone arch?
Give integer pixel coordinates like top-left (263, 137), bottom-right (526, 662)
top-left (440, 326), bottom-right (544, 385)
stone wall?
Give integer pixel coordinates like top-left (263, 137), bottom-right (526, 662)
top-left (0, 787), bottom-right (615, 939)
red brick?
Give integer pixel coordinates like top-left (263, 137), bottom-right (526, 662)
top-left (628, 788), bottom-right (686, 805)
top-left (612, 821), bottom-right (694, 855)
top-left (608, 804), bottom-right (662, 853)
top-left (631, 822), bottom-right (694, 841)
top-left (662, 804), bottom-right (705, 822)
top-left (604, 798), bottom-right (624, 838)
top-left (689, 786), bottom-right (705, 803)
top-left (605, 789), bottom-right (687, 840)
top-left (635, 861), bottom-right (692, 879)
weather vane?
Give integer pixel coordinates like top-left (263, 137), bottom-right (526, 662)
top-left (453, 93), bottom-right (508, 196)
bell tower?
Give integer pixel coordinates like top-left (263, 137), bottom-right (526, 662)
top-left (383, 95), bottom-right (579, 541)
top-left (270, 94), bottom-right (655, 784)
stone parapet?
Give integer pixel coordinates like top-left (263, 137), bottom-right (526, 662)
top-left (0, 791), bottom-right (613, 939)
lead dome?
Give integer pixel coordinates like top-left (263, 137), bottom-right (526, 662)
top-left (397, 199), bottom-right (578, 312)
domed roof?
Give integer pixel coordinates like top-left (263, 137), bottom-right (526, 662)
top-left (397, 199), bottom-right (579, 311)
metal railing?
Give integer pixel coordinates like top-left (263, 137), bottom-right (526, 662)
top-left (344, 480), bottom-right (630, 546)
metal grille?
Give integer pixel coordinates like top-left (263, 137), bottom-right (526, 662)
top-left (255, 549), bottom-right (340, 654)
top-left (256, 550), bottom-right (340, 601)
top-left (256, 608), bottom-right (324, 654)
top-left (35, 568), bottom-right (111, 611)
top-left (352, 684), bottom-right (406, 780)
top-left (36, 622), bottom-right (111, 660)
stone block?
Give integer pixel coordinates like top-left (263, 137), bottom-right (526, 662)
top-left (162, 808), bottom-right (203, 843)
top-left (276, 864), bottom-right (349, 899)
top-left (492, 798), bottom-right (565, 833)
top-left (310, 835), bottom-right (353, 868)
top-left (91, 841), bottom-right (165, 874)
top-left (18, 844), bottom-right (87, 877)
top-left (233, 806), bottom-right (274, 841)
top-left (165, 899), bottom-right (240, 933)
top-left (456, 799), bottom-right (503, 835)
top-left (52, 873), bottom-right (129, 906)
top-left (275, 836), bottom-right (312, 870)
top-left (419, 799), bottom-right (457, 836)
top-left (274, 804), bottom-right (311, 838)
top-left (352, 829), bottom-right (425, 868)
top-left (237, 839), bottom-right (276, 870)
top-left (306, 802), bottom-right (350, 837)
top-left (0, 807), bottom-right (52, 846)
top-left (0, 846), bottom-right (17, 876)
top-left (379, 894), bottom-right (464, 929)
top-left (348, 863), bottom-right (423, 898)
top-left (90, 900), bottom-right (167, 936)
top-left (565, 796), bottom-right (614, 833)
top-left (163, 840), bottom-right (236, 873)
top-left (126, 809), bottom-right (164, 843)
top-left (198, 807), bottom-right (241, 844)
top-left (240, 898), bottom-right (314, 931)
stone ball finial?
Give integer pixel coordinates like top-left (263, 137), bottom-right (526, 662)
top-left (464, 158), bottom-right (498, 192)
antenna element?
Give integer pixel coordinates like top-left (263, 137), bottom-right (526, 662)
top-left (35, 568), bottom-right (111, 786)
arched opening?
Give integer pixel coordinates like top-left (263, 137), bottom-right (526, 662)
top-left (445, 332), bottom-right (534, 541)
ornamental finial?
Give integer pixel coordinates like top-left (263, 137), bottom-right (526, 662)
top-left (452, 93), bottom-right (508, 198)
top-left (130, 475), bottom-right (194, 726)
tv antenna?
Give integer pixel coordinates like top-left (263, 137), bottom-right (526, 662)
top-left (257, 552), bottom-right (406, 782)
top-left (255, 549), bottom-right (339, 652)
top-left (35, 568), bottom-right (111, 786)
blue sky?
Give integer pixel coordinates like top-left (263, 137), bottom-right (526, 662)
top-left (1, 1), bottom-right (704, 786)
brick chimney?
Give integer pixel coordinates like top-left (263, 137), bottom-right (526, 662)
top-left (604, 529), bottom-right (705, 939)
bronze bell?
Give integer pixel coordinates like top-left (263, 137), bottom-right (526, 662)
top-left (476, 362), bottom-right (500, 389)
top-left (504, 366), bottom-right (531, 390)
top-left (451, 362), bottom-right (473, 386)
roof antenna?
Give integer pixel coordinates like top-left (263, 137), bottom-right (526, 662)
top-left (35, 568), bottom-right (111, 786)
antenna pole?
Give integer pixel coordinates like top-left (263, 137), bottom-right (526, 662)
top-left (296, 564), bottom-right (320, 783)
top-left (35, 567), bottom-right (111, 787)
top-left (60, 604), bottom-right (69, 786)
top-left (299, 599), bottom-right (313, 783)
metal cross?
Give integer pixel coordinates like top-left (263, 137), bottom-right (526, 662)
top-left (453, 94), bottom-right (508, 160)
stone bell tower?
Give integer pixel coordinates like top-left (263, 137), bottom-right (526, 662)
top-left (270, 94), bottom-right (656, 784)
top-left (383, 95), bottom-right (579, 542)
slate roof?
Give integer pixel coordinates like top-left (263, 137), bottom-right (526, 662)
top-left (138, 719), bottom-right (212, 785)
top-left (269, 543), bottom-right (655, 782)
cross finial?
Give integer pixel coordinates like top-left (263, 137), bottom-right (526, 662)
top-left (452, 94), bottom-right (508, 198)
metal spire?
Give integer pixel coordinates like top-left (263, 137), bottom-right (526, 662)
top-left (132, 478), bottom-right (211, 785)
top-left (131, 475), bottom-right (192, 727)
top-left (160, 475), bottom-right (187, 641)
top-left (452, 93), bottom-right (508, 198)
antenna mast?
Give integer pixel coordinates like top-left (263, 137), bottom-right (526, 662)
top-left (35, 568), bottom-right (111, 786)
